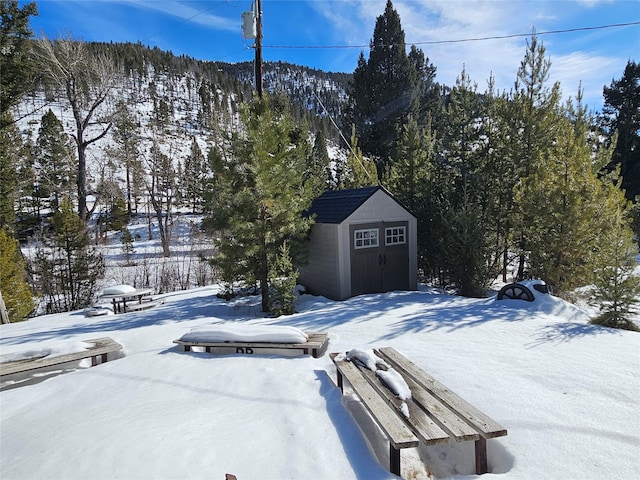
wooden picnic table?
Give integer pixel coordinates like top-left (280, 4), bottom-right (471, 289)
top-left (331, 347), bottom-right (507, 476)
top-left (99, 288), bottom-right (155, 314)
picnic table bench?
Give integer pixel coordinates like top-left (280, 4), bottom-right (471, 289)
top-left (99, 288), bottom-right (159, 314)
top-left (0, 337), bottom-right (123, 377)
top-left (331, 347), bottom-right (507, 477)
top-left (174, 332), bottom-right (329, 358)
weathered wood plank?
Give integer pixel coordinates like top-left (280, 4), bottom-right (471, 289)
top-left (0, 337), bottom-right (122, 377)
top-left (378, 347), bottom-right (507, 438)
top-left (99, 288), bottom-right (153, 300)
top-left (123, 300), bottom-right (161, 312)
top-left (354, 359), bottom-right (451, 445)
top-left (331, 353), bottom-right (419, 449)
top-left (401, 371), bottom-right (479, 442)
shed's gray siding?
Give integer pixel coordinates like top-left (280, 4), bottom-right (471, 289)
top-left (299, 223), bottom-right (346, 300)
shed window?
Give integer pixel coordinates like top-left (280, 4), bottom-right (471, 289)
top-left (385, 226), bottom-right (406, 246)
top-left (354, 229), bottom-right (379, 249)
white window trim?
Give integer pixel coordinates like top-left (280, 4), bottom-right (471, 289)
top-left (354, 228), bottom-right (379, 249)
top-left (385, 226), bottom-right (406, 246)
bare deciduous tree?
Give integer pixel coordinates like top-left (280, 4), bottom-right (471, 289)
top-left (34, 36), bottom-right (116, 222)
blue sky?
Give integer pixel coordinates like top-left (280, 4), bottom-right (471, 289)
top-left (25, 0), bottom-right (640, 111)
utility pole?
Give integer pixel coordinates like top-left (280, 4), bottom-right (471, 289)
top-left (241, 0), bottom-right (263, 97)
top-left (255, 0), bottom-right (263, 97)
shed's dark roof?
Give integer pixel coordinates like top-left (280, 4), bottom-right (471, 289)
top-left (305, 186), bottom-right (383, 224)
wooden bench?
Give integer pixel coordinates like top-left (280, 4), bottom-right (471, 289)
top-left (173, 332), bottom-right (329, 358)
top-left (122, 299), bottom-right (162, 312)
top-left (331, 347), bottom-right (507, 477)
top-left (0, 337), bottom-right (123, 377)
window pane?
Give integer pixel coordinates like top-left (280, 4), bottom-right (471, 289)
top-left (385, 226), bottom-right (406, 245)
top-left (354, 229), bottom-right (378, 249)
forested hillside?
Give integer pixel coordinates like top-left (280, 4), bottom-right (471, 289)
top-left (8, 39), bottom-right (351, 230)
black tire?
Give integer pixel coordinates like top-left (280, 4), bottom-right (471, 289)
top-left (497, 283), bottom-right (535, 302)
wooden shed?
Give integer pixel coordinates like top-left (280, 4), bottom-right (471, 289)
top-left (299, 186), bottom-right (417, 300)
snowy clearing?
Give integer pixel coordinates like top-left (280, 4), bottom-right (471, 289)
top-left (0, 286), bottom-right (638, 480)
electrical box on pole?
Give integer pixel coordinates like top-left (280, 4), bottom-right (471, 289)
top-left (241, 10), bottom-right (256, 39)
top-left (240, 1), bottom-right (263, 97)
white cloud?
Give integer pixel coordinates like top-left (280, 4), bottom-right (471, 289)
top-left (121, 0), bottom-right (238, 32)
top-left (548, 51), bottom-right (620, 108)
top-left (313, 0), bottom-right (634, 110)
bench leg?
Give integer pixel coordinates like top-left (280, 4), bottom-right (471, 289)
top-left (337, 370), bottom-right (344, 392)
top-left (390, 444), bottom-right (401, 476)
top-left (475, 437), bottom-right (488, 475)
top-left (184, 345), bottom-right (191, 352)
top-left (90, 353), bottom-right (109, 366)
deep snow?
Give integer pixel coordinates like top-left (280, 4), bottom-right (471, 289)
top-left (1, 285), bottom-right (638, 480)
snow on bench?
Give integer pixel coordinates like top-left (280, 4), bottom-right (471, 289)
top-left (0, 337), bottom-right (123, 377)
top-left (173, 324), bottom-right (329, 358)
top-left (331, 347), bottom-right (507, 477)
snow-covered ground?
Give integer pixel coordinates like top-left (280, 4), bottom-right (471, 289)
top-left (1, 284), bottom-right (638, 480)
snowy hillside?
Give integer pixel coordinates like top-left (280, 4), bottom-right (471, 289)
top-left (1, 284), bottom-right (638, 480)
top-left (13, 46), bottom-right (350, 215)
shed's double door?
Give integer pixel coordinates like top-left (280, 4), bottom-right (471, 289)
top-left (350, 221), bottom-right (409, 296)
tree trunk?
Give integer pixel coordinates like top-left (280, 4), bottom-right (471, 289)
top-left (0, 290), bottom-right (10, 324)
top-left (259, 209), bottom-right (270, 312)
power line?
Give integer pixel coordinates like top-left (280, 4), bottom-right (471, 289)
top-left (263, 21), bottom-right (640, 50)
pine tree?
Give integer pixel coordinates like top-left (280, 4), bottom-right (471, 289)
top-left (482, 78), bottom-right (517, 282)
top-left (206, 95), bottom-right (314, 313)
top-left (347, 0), bottom-right (416, 176)
top-left (386, 115), bottom-right (434, 212)
top-left (340, 126), bottom-right (377, 189)
top-left (0, 112), bottom-right (20, 228)
top-left (407, 45), bottom-right (441, 128)
top-left (180, 137), bottom-right (206, 212)
top-left (600, 60), bottom-right (640, 201)
top-left (515, 104), bottom-right (598, 292)
top-left (120, 227), bottom-right (135, 266)
top-left (0, 228), bottom-right (34, 322)
top-left (507, 35), bottom-right (563, 280)
top-left (385, 114), bottom-right (436, 277)
top-left (0, 1), bottom-right (38, 127)
top-left (13, 136), bottom-right (40, 233)
top-left (433, 68), bottom-right (497, 295)
top-left (269, 241), bottom-right (298, 316)
top-left (34, 109), bottom-right (75, 211)
top-left (590, 176), bottom-right (640, 331)
top-left (31, 196), bottom-right (104, 313)
top-left (307, 130), bottom-right (332, 195)
top-left (110, 100), bottom-right (143, 215)
top-left (107, 195), bottom-right (128, 232)
top-left (438, 185), bottom-right (490, 297)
